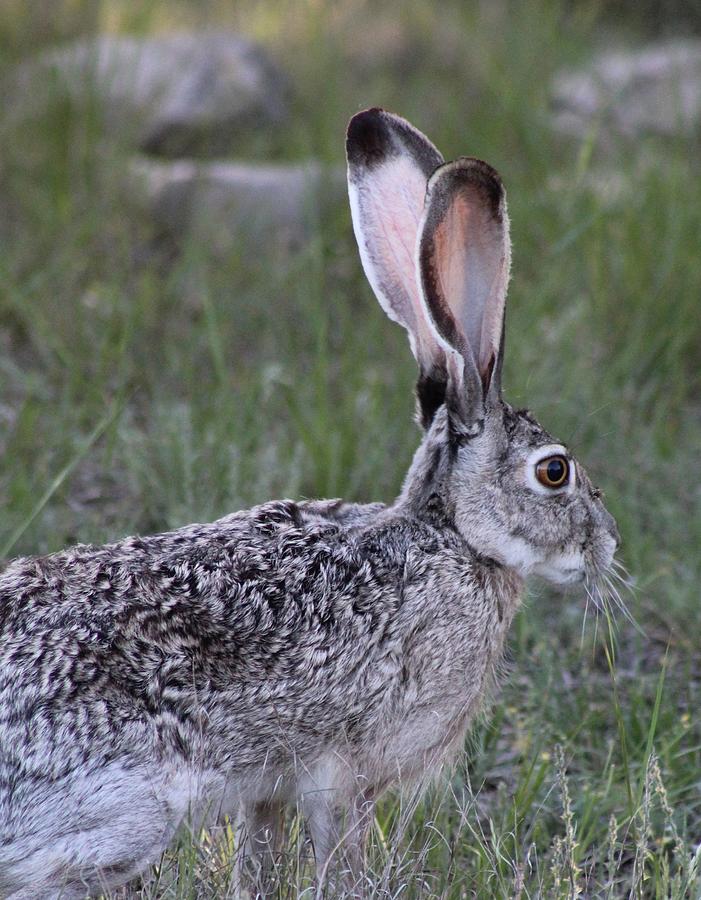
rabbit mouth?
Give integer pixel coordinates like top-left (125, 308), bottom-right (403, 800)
top-left (533, 547), bottom-right (634, 626)
top-left (532, 551), bottom-right (587, 586)
top-left (535, 564), bottom-right (586, 586)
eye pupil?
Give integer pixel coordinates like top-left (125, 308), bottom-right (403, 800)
top-left (547, 459), bottom-right (565, 482)
top-left (535, 455), bottom-right (569, 488)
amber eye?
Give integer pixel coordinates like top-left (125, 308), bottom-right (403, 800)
top-left (535, 455), bottom-right (569, 488)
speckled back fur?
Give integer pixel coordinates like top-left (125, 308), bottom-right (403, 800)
top-left (0, 497), bottom-right (521, 896)
top-left (0, 497), bottom-right (516, 786)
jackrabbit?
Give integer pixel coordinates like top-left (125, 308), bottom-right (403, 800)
top-left (0, 108), bottom-right (619, 898)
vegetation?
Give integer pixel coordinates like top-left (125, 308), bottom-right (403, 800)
top-left (0, 1), bottom-right (699, 896)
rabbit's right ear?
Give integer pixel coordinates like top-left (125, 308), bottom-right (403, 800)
top-left (346, 108), bottom-right (448, 426)
top-left (417, 158), bottom-right (510, 432)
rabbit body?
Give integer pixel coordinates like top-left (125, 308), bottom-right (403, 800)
top-left (0, 491), bottom-right (521, 897)
top-left (0, 107), bottom-right (620, 897)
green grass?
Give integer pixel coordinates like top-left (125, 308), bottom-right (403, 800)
top-left (1, 1), bottom-right (700, 896)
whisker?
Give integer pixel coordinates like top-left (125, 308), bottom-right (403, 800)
top-left (582, 565), bottom-right (637, 633)
top-left (584, 573), bottom-right (608, 616)
top-left (608, 574), bottom-right (631, 615)
top-left (611, 558), bottom-right (636, 589)
top-left (584, 576), bottom-right (600, 612)
top-left (601, 568), bottom-right (644, 634)
top-left (580, 592), bottom-right (591, 650)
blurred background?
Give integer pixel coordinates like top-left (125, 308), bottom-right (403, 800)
top-left (0, 1), bottom-right (699, 896)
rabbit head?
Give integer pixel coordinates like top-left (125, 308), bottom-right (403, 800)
top-left (346, 108), bottom-right (619, 588)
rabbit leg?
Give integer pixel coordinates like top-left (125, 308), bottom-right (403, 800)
top-left (3, 826), bottom-right (173, 899)
top-left (307, 788), bottom-right (375, 895)
top-left (300, 756), bottom-right (374, 888)
top-left (304, 791), bottom-right (344, 888)
top-left (7, 889), bottom-right (85, 900)
top-left (0, 761), bottom-right (193, 898)
top-left (343, 790), bottom-right (375, 879)
top-left (239, 798), bottom-right (285, 893)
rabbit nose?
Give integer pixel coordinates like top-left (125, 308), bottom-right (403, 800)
top-left (611, 526), bottom-right (621, 551)
top-left (600, 508), bottom-right (620, 550)
top-left (600, 506), bottom-right (621, 553)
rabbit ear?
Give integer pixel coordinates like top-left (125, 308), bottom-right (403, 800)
top-left (346, 108), bottom-right (446, 384)
top-left (417, 157), bottom-right (511, 425)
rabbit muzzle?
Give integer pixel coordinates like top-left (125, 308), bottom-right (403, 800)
top-left (532, 520), bottom-right (619, 587)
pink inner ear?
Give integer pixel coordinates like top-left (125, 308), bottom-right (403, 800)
top-left (355, 156), bottom-right (444, 370)
top-left (432, 191), bottom-right (507, 380)
top-left (477, 258), bottom-right (507, 379)
top-left (372, 158), bottom-right (424, 311)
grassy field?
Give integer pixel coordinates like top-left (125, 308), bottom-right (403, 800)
top-left (1, 1), bottom-right (700, 896)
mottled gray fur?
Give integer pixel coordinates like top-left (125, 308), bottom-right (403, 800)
top-left (0, 109), bottom-right (619, 898)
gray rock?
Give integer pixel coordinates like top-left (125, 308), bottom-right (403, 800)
top-left (552, 40), bottom-right (701, 140)
top-left (129, 158), bottom-right (345, 254)
top-left (9, 33), bottom-right (289, 157)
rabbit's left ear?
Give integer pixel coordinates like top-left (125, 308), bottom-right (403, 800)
top-left (345, 108), bottom-right (446, 388)
top-left (418, 157), bottom-right (511, 427)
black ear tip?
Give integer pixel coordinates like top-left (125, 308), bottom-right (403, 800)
top-left (346, 108), bottom-right (390, 168)
top-left (468, 159), bottom-right (505, 208)
top-left (458, 158), bottom-right (505, 206)
top-left (430, 158), bottom-right (505, 219)
top-left (347, 109), bottom-right (444, 176)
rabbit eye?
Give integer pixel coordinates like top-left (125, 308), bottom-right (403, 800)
top-left (535, 455), bottom-right (569, 488)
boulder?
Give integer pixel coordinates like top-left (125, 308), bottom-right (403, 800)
top-left (9, 33), bottom-right (290, 157)
top-left (552, 40), bottom-right (701, 141)
top-left (129, 158), bottom-right (345, 254)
